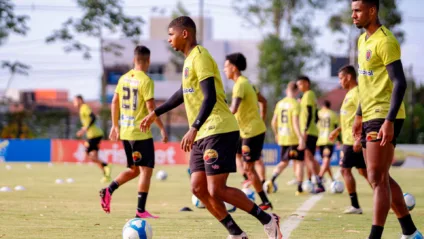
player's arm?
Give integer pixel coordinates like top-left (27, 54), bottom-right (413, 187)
top-left (154, 85), bottom-right (184, 117)
top-left (271, 112), bottom-right (278, 143)
top-left (87, 112), bottom-right (96, 129)
top-left (109, 93), bottom-right (120, 141)
top-left (192, 77), bottom-right (217, 130)
top-left (386, 60), bottom-right (407, 121)
top-left (230, 97), bottom-right (242, 114)
top-left (304, 106), bottom-right (313, 132)
top-left (146, 99), bottom-right (168, 143)
top-left (257, 92), bottom-right (267, 121)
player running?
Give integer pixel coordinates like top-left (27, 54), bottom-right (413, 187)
top-left (224, 52), bottom-right (272, 210)
top-left (296, 76), bottom-right (325, 193)
top-left (317, 100), bottom-right (338, 182)
top-left (140, 16), bottom-right (282, 239)
top-left (351, 1), bottom-right (421, 238)
top-left (73, 95), bottom-right (111, 183)
top-left (267, 81), bottom-right (306, 195)
top-left (99, 46), bottom-right (168, 219)
top-left (329, 65), bottom-right (369, 214)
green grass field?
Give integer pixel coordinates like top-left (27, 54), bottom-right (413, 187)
top-left (0, 163), bottom-right (422, 239)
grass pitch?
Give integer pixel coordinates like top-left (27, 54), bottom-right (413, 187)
top-left (0, 163), bottom-right (422, 238)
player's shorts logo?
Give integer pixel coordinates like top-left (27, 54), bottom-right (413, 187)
top-left (289, 149), bottom-right (298, 158)
top-left (132, 151), bottom-right (142, 162)
top-left (241, 145), bottom-right (250, 154)
top-left (366, 50), bottom-right (372, 61)
top-left (184, 67), bottom-right (189, 79)
top-left (366, 131), bottom-right (378, 141)
top-left (323, 148), bottom-right (331, 156)
top-left (203, 149), bottom-right (218, 164)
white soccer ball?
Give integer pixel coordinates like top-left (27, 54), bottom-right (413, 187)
top-left (5, 165), bottom-right (12, 170)
top-left (155, 170), bottom-right (167, 181)
top-left (224, 202), bottom-right (236, 213)
top-left (0, 186), bottom-right (12, 192)
top-left (192, 195), bottom-right (205, 208)
top-left (55, 179), bottom-right (64, 184)
top-left (330, 181), bottom-right (345, 194)
top-left (403, 193), bottom-right (416, 211)
top-left (242, 188), bottom-right (255, 202)
top-left (122, 218), bottom-right (152, 239)
top-left (66, 178), bottom-right (74, 183)
top-left (14, 185), bottom-right (25, 191)
top-left (263, 180), bottom-right (278, 194)
top-left (302, 180), bottom-right (314, 193)
top-left (26, 164), bottom-right (32, 169)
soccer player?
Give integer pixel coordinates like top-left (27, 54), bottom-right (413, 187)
top-left (268, 81), bottom-right (305, 195)
top-left (140, 16), bottom-right (282, 239)
top-left (329, 65), bottom-right (368, 214)
top-left (317, 100), bottom-right (338, 182)
top-left (73, 95), bottom-right (111, 183)
top-left (224, 52), bottom-right (272, 209)
top-left (296, 76), bottom-right (325, 193)
top-left (351, 1), bottom-right (421, 238)
top-left (99, 46), bottom-right (168, 219)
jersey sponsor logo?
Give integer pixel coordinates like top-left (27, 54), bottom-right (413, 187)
top-left (132, 151), bottom-right (142, 162)
top-left (366, 131), bottom-right (379, 141)
top-left (366, 49), bottom-right (372, 61)
top-left (203, 149), bottom-right (219, 164)
top-left (183, 88), bottom-right (195, 94)
top-left (184, 67), bottom-right (189, 79)
top-left (358, 68), bottom-right (374, 76)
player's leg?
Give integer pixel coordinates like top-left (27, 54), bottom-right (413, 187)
top-left (271, 146), bottom-right (289, 184)
top-left (86, 137), bottom-right (109, 178)
top-left (318, 146), bottom-right (333, 181)
top-left (294, 150), bottom-right (305, 195)
top-left (255, 156), bottom-right (266, 184)
top-left (304, 136), bottom-right (325, 192)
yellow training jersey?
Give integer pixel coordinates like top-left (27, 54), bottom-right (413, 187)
top-left (299, 90), bottom-right (319, 137)
top-left (357, 25), bottom-right (405, 122)
top-left (274, 97), bottom-right (300, 146)
top-left (79, 104), bottom-right (103, 139)
top-left (317, 108), bottom-right (338, 146)
top-left (340, 86), bottom-right (360, 145)
top-left (115, 70), bottom-right (154, 141)
top-left (183, 45), bottom-right (239, 141)
top-left (232, 76), bottom-right (266, 139)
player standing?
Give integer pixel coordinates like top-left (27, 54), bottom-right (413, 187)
top-left (74, 95), bottom-right (111, 183)
top-left (141, 16), bottom-right (282, 239)
top-left (351, 1), bottom-right (421, 238)
top-left (268, 82), bottom-right (306, 195)
top-left (224, 52), bottom-right (272, 209)
top-left (99, 46), bottom-right (168, 218)
top-left (317, 100), bottom-right (338, 182)
top-left (296, 76), bottom-right (325, 193)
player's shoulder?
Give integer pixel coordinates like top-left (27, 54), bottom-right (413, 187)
top-left (377, 26), bottom-right (399, 45)
top-left (80, 103), bottom-right (90, 112)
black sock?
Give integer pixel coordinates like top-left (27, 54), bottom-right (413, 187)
top-left (271, 174), bottom-right (278, 183)
top-left (242, 173), bottom-right (248, 180)
top-left (220, 214), bottom-right (243, 235)
top-left (297, 181), bottom-right (303, 192)
top-left (261, 180), bottom-right (266, 185)
top-left (369, 225), bottom-right (384, 239)
top-left (101, 162), bottom-right (108, 167)
top-left (108, 181), bottom-right (119, 195)
top-left (137, 192), bottom-right (148, 213)
top-left (398, 214), bottom-right (417, 236)
top-left (249, 204), bottom-right (272, 225)
top-left (315, 175), bottom-right (322, 184)
top-left (308, 177), bottom-right (312, 181)
top-left (258, 190), bottom-right (270, 204)
top-left (349, 192), bottom-right (360, 209)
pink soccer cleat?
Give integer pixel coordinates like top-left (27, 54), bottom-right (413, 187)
top-left (135, 210), bottom-right (159, 219)
top-left (99, 188), bottom-right (111, 213)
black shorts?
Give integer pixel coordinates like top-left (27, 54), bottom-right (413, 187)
top-left (236, 138), bottom-right (242, 155)
top-left (123, 138), bottom-right (155, 168)
top-left (240, 133), bottom-right (265, 162)
top-left (190, 131), bottom-right (239, 176)
top-left (319, 145), bottom-right (334, 158)
top-left (85, 136), bottom-right (102, 153)
top-left (280, 145), bottom-right (304, 161)
top-left (305, 135), bottom-right (318, 153)
top-left (361, 119), bottom-right (404, 148)
top-left (340, 145), bottom-right (366, 169)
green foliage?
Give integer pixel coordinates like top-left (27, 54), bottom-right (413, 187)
top-left (0, 0), bottom-right (29, 46)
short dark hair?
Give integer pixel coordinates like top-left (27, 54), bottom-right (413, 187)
top-left (338, 65), bottom-right (357, 79)
top-left (324, 100), bottom-right (331, 108)
top-left (75, 95), bottom-right (84, 101)
top-left (134, 45), bottom-right (150, 62)
top-left (226, 53), bottom-right (247, 71)
top-left (287, 81), bottom-right (298, 91)
top-left (168, 16), bottom-right (196, 33)
top-left (352, 0), bottom-right (379, 11)
top-left (297, 75), bottom-right (310, 84)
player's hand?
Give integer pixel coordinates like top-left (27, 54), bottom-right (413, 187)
top-left (378, 120), bottom-right (394, 146)
top-left (160, 129), bottom-right (168, 143)
top-left (109, 126), bottom-right (120, 141)
top-left (298, 139), bottom-right (306, 151)
top-left (352, 115), bottom-right (362, 141)
top-left (329, 130), bottom-right (339, 142)
top-left (353, 139), bottom-right (362, 152)
top-left (181, 127), bottom-right (197, 152)
top-left (76, 128), bottom-right (86, 138)
top-left (274, 134), bottom-right (279, 144)
top-left (140, 111), bottom-right (157, 132)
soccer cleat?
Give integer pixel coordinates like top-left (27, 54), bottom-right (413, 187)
top-left (264, 213), bottom-right (283, 239)
top-left (343, 206), bottom-right (363, 214)
top-left (227, 232), bottom-right (248, 239)
top-left (295, 190), bottom-right (306, 196)
top-left (242, 179), bottom-right (252, 188)
top-left (311, 185), bottom-right (325, 194)
top-left (259, 202), bottom-right (273, 211)
top-left (135, 210), bottom-right (159, 219)
top-left (103, 165), bottom-right (112, 178)
top-left (264, 180), bottom-right (278, 194)
top-left (287, 178), bottom-right (297, 186)
top-left (99, 188), bottom-right (111, 213)
top-left (401, 230), bottom-right (423, 239)
top-left (100, 176), bottom-right (111, 183)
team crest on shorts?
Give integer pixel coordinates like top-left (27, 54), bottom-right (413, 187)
top-left (132, 151), bottom-right (142, 161)
top-left (203, 149), bottom-right (218, 164)
top-left (289, 150), bottom-right (298, 158)
top-left (366, 50), bottom-right (372, 61)
top-left (242, 145), bottom-right (250, 154)
top-left (366, 131), bottom-right (378, 141)
top-left (184, 67), bottom-right (189, 79)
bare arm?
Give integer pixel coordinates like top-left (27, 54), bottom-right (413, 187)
top-left (292, 115), bottom-right (303, 140)
top-left (230, 97), bottom-right (242, 114)
top-left (257, 92), bottom-right (267, 121)
top-left (111, 93), bottom-right (120, 128)
top-left (271, 114), bottom-right (278, 135)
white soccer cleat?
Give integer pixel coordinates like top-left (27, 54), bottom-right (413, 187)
top-left (264, 213), bottom-right (283, 239)
top-left (227, 232), bottom-right (248, 239)
top-left (401, 230), bottom-right (423, 239)
top-left (343, 206), bottom-right (363, 214)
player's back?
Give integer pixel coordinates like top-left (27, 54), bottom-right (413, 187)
top-left (299, 90), bottom-right (319, 136)
top-left (340, 86), bottom-right (360, 146)
top-left (116, 70), bottom-right (153, 141)
top-left (275, 97), bottom-right (300, 146)
top-left (79, 103), bottom-right (103, 139)
top-left (317, 108), bottom-right (338, 146)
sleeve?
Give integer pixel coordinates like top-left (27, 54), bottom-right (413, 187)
top-left (82, 105), bottom-right (91, 116)
top-left (142, 79), bottom-right (154, 101)
top-left (378, 37), bottom-right (401, 66)
top-left (292, 102), bottom-right (300, 116)
top-left (232, 81), bottom-right (245, 99)
top-left (193, 53), bottom-right (215, 82)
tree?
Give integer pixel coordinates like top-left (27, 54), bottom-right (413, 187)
top-left (1, 61), bottom-right (30, 94)
top-left (168, 1), bottom-right (189, 73)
